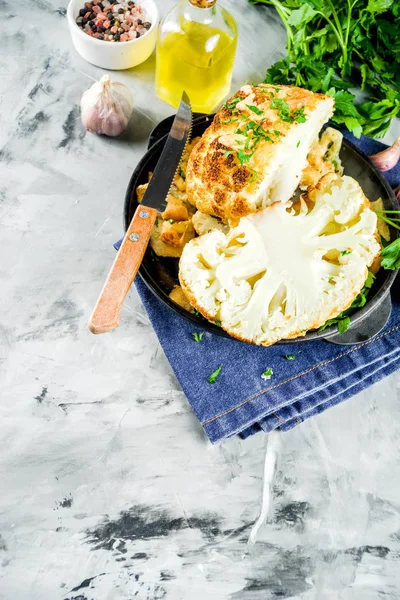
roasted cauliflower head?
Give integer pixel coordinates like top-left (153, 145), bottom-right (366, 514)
top-left (186, 84), bottom-right (334, 221)
top-left (179, 176), bottom-right (380, 346)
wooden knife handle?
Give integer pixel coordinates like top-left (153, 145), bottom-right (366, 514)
top-left (88, 205), bottom-right (158, 334)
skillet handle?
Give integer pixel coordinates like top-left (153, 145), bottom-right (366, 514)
top-left (88, 206), bottom-right (158, 334)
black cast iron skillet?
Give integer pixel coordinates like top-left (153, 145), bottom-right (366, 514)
top-left (124, 114), bottom-right (398, 345)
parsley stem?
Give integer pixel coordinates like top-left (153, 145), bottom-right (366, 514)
top-left (375, 214), bottom-right (400, 231)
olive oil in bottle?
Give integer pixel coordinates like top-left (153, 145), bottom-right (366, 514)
top-left (155, 0), bottom-right (238, 113)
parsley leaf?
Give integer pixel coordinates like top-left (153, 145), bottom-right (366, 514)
top-left (192, 332), bottom-right (205, 343)
top-left (284, 354), bottom-right (295, 360)
top-left (223, 96), bottom-right (242, 110)
top-left (246, 104), bottom-right (263, 115)
top-left (381, 238), bottom-right (400, 270)
top-left (341, 249), bottom-right (351, 255)
top-left (208, 364), bottom-right (223, 384)
top-left (237, 150), bottom-right (252, 165)
top-left (178, 168), bottom-right (186, 180)
top-left (250, 0), bottom-right (400, 138)
top-left (261, 368), bottom-right (274, 380)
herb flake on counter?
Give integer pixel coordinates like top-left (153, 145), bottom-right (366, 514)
top-left (208, 364), bottom-right (223, 384)
top-left (261, 368), bottom-right (274, 380)
top-left (192, 332), bottom-right (205, 343)
top-left (284, 354), bottom-right (295, 360)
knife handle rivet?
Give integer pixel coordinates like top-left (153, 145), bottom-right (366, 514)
top-left (139, 210), bottom-right (149, 219)
top-left (129, 233), bottom-right (139, 242)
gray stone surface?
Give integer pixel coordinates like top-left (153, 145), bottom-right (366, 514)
top-left (1, 1), bottom-right (400, 598)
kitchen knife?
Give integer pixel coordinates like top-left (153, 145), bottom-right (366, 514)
top-left (88, 92), bottom-right (192, 334)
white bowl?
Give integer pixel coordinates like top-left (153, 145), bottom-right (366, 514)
top-left (67, 0), bottom-right (159, 70)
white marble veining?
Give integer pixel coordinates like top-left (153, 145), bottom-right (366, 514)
top-left (1, 1), bottom-right (400, 598)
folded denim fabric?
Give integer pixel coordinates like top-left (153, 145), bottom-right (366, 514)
top-left (119, 132), bottom-right (400, 443)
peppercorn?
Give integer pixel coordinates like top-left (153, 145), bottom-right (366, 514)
top-left (118, 7), bottom-right (124, 12)
top-left (136, 18), bottom-right (142, 25)
top-left (143, 21), bottom-right (151, 29)
top-left (79, 8), bottom-right (86, 16)
top-left (114, 33), bottom-right (120, 41)
top-left (98, 2), bottom-right (103, 7)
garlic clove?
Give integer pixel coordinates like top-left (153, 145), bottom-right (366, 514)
top-left (369, 137), bottom-right (400, 172)
top-left (81, 75), bottom-right (133, 137)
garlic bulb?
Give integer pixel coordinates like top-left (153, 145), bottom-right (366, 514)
top-left (81, 75), bottom-right (133, 137)
top-left (369, 137), bottom-right (400, 172)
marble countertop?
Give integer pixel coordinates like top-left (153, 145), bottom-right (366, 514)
top-left (1, 1), bottom-right (400, 598)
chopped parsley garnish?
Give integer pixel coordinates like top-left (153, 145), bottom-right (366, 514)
top-left (284, 354), bottom-right (295, 361)
top-left (270, 98), bottom-right (307, 124)
top-left (192, 332), bottom-right (205, 343)
top-left (249, 169), bottom-right (258, 183)
top-left (292, 106), bottom-right (307, 123)
top-left (237, 149), bottom-right (252, 165)
top-left (220, 117), bottom-right (239, 125)
top-left (246, 104), bottom-right (263, 115)
top-left (214, 320), bottom-right (221, 327)
top-left (168, 219), bottom-right (176, 224)
top-left (193, 308), bottom-right (207, 322)
top-left (224, 150), bottom-right (234, 158)
top-left (332, 159), bottom-right (338, 171)
top-left (261, 368), bottom-right (274, 380)
top-left (296, 140), bottom-right (300, 147)
top-left (341, 249), bottom-right (351, 255)
top-left (178, 168), bottom-right (186, 180)
top-left (208, 364), bottom-right (223, 384)
top-left (328, 276), bottom-right (335, 283)
top-left (223, 96), bottom-right (242, 110)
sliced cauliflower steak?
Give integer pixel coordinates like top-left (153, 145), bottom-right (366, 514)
top-left (186, 84), bottom-right (334, 221)
top-left (179, 176), bottom-right (380, 346)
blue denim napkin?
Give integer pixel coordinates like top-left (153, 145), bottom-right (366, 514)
top-left (119, 132), bottom-right (400, 443)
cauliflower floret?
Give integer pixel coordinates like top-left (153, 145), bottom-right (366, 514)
top-left (192, 211), bottom-right (229, 236)
top-left (179, 175), bottom-right (380, 346)
top-left (301, 127), bottom-right (343, 189)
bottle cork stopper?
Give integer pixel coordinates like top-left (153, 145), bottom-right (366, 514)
top-left (189, 0), bottom-right (217, 7)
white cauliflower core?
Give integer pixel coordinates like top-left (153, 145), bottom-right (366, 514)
top-left (179, 176), bottom-right (380, 346)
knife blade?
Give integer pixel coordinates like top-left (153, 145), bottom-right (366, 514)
top-left (141, 90), bottom-right (192, 211)
top-left (88, 92), bottom-right (192, 335)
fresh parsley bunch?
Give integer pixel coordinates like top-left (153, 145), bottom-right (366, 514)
top-left (249, 0), bottom-right (400, 138)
